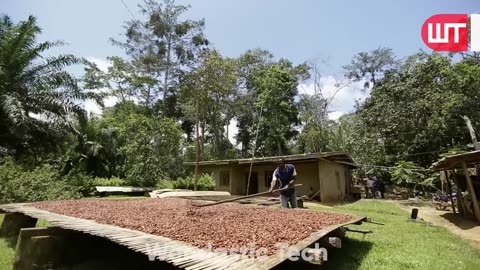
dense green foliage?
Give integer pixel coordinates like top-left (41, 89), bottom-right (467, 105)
top-left (1, 0), bottom-right (480, 202)
top-left (347, 52), bottom-right (480, 169)
top-left (157, 174), bottom-right (215, 191)
top-left (0, 158), bottom-right (82, 203)
top-left (0, 15), bottom-right (101, 157)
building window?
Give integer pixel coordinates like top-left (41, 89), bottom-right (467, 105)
top-left (265, 171), bottom-right (274, 188)
top-left (220, 171), bottom-right (230, 186)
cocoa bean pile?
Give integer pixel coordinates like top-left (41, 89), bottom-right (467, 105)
top-left (31, 198), bottom-right (354, 256)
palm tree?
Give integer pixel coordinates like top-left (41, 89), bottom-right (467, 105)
top-left (0, 15), bottom-right (102, 153)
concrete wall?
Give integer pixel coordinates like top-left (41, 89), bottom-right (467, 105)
top-left (230, 165), bottom-right (245, 195)
top-left (196, 165), bottom-right (228, 192)
top-left (318, 160), bottom-right (351, 202)
top-left (198, 161), bottom-right (319, 196)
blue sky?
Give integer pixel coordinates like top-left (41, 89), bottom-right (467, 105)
top-left (4, 0), bottom-right (477, 69)
top-left (2, 0), bottom-right (479, 122)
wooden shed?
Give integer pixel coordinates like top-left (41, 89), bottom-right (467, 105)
top-left (430, 150), bottom-right (480, 223)
top-left (185, 152), bottom-right (356, 203)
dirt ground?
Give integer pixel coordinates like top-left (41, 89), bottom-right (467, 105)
top-left (389, 200), bottom-right (480, 250)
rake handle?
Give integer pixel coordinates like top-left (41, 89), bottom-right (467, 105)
top-left (197, 184), bottom-right (303, 208)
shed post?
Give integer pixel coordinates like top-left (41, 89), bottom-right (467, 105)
top-left (461, 162), bottom-right (480, 223)
top-left (444, 170), bottom-right (456, 214)
top-left (452, 171), bottom-right (466, 216)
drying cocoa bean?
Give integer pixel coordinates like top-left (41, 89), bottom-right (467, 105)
top-left (32, 198), bottom-right (354, 256)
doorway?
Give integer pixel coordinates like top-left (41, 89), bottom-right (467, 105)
top-left (245, 172), bottom-right (258, 195)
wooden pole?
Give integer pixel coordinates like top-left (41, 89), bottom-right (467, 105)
top-left (194, 98), bottom-right (199, 192)
top-left (452, 171), bottom-right (466, 216)
top-left (444, 170), bottom-right (456, 214)
top-left (461, 162), bottom-right (480, 223)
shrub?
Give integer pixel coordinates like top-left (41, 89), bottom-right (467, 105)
top-left (93, 177), bottom-right (127, 187)
top-left (63, 173), bottom-right (96, 196)
top-left (64, 176), bottom-right (129, 196)
top-left (156, 179), bottom-right (175, 190)
top-left (0, 158), bottom-right (82, 203)
top-left (173, 174), bottom-right (215, 191)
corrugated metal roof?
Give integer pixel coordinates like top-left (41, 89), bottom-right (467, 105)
top-left (430, 150), bottom-right (480, 171)
top-left (184, 152), bottom-right (356, 167)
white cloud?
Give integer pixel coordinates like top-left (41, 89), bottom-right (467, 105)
top-left (298, 75), bottom-right (370, 120)
top-left (226, 75), bottom-right (371, 145)
top-left (83, 95), bottom-right (119, 116)
top-left (104, 95), bottom-right (119, 107)
top-left (328, 111), bottom-right (345, 120)
top-left (84, 100), bottom-right (103, 115)
top-left (227, 119), bottom-right (238, 146)
top-left (86, 57), bottom-right (111, 73)
top-left (81, 57), bottom-right (118, 116)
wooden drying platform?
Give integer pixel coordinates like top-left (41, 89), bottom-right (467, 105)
top-left (0, 203), bottom-right (366, 270)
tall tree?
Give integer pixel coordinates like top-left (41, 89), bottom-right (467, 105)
top-left (234, 49), bottom-right (274, 156)
top-left (297, 60), bottom-right (351, 153)
top-left (232, 49), bottom-right (309, 157)
top-left (180, 50), bottom-right (237, 160)
top-left (83, 56), bottom-right (138, 104)
top-left (0, 15), bottom-right (102, 155)
top-left (343, 47), bottom-right (398, 89)
top-left (101, 101), bottom-right (183, 186)
top-left (354, 53), bottom-right (480, 167)
top-left (111, 0), bottom-right (209, 112)
top-left (253, 63), bottom-right (307, 156)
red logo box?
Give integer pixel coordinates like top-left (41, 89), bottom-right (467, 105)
top-left (421, 14), bottom-right (468, 52)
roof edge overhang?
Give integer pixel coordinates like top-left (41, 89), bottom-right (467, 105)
top-left (184, 152), bottom-right (356, 167)
top-left (430, 150), bottom-right (480, 171)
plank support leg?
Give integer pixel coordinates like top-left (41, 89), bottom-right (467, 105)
top-left (0, 213), bottom-right (37, 237)
top-left (13, 227), bottom-right (72, 270)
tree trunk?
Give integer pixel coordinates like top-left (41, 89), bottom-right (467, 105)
top-left (146, 86), bottom-right (151, 108)
top-left (371, 72), bottom-right (376, 86)
top-left (163, 35), bottom-right (172, 103)
top-left (226, 120), bottom-right (229, 144)
top-left (213, 102), bottom-right (219, 156)
top-left (463, 115), bottom-right (480, 150)
top-left (194, 99), bottom-right (199, 191)
top-left (201, 120), bottom-right (205, 160)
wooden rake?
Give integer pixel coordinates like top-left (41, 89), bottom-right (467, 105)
top-left (195, 184), bottom-right (303, 208)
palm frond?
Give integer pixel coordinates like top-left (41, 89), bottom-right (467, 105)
top-left (0, 14), bottom-right (14, 37)
top-left (1, 94), bottom-right (28, 126)
top-left (0, 15), bottom-right (100, 152)
top-left (3, 16), bottom-right (41, 64)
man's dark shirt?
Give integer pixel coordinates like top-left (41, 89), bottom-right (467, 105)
top-left (273, 164), bottom-right (297, 196)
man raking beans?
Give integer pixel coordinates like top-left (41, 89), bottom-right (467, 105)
top-left (269, 158), bottom-right (298, 208)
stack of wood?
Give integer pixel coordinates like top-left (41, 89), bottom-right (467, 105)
top-left (302, 190), bottom-right (320, 202)
top-left (432, 199), bottom-right (452, 211)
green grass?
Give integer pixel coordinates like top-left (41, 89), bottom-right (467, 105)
top-left (0, 215), bottom-right (15, 270)
top-left (304, 200), bottom-right (480, 270)
top-left (0, 200), bottom-right (479, 270)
